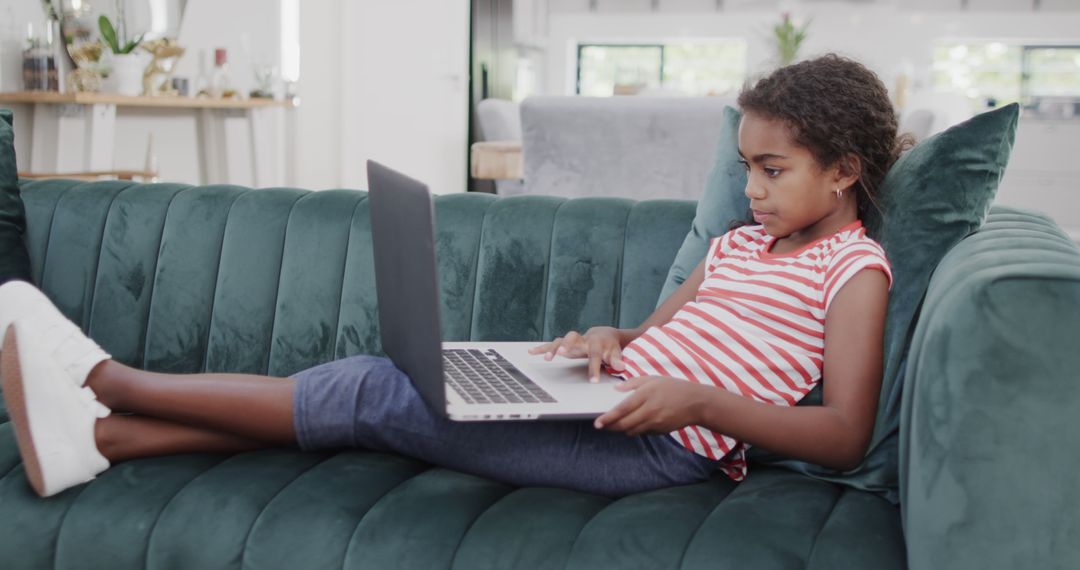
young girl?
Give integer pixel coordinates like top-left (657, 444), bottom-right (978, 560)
top-left (2, 54), bottom-right (898, 498)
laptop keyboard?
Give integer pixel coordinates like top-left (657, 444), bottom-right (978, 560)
top-left (443, 348), bottom-right (557, 405)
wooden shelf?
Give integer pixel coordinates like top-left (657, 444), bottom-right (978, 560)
top-left (0, 91), bottom-right (293, 110)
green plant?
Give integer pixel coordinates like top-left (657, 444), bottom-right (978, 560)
top-left (39, 0), bottom-right (59, 21)
top-left (98, 15), bottom-right (143, 54)
top-left (773, 12), bottom-right (810, 67)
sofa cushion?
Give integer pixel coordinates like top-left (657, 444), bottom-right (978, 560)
top-left (0, 436), bottom-right (904, 569)
top-left (748, 104), bottom-right (1021, 500)
top-left (0, 109), bottom-right (30, 285)
top-left (657, 105), bottom-right (749, 302)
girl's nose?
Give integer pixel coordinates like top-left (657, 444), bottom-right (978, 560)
top-left (744, 182), bottom-right (765, 201)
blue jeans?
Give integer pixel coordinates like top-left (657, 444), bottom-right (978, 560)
top-left (291, 355), bottom-right (718, 497)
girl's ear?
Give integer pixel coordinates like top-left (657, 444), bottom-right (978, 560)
top-left (835, 153), bottom-right (862, 191)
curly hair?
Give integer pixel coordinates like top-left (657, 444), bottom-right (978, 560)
top-left (736, 54), bottom-right (914, 221)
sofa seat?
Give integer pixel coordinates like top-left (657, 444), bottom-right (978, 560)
top-left (0, 437), bottom-right (904, 569)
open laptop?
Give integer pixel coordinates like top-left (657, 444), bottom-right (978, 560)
top-left (366, 160), bottom-right (628, 421)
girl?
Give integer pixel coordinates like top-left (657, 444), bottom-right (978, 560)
top-left (2, 54), bottom-right (898, 499)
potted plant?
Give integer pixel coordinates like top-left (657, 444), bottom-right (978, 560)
top-left (99, 14), bottom-right (146, 96)
top-left (773, 12), bottom-right (810, 67)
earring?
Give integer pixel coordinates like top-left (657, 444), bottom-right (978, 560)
top-left (835, 187), bottom-right (843, 199)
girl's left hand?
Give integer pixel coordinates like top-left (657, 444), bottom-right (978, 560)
top-left (595, 376), bottom-right (709, 436)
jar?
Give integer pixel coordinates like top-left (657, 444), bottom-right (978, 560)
top-left (22, 22), bottom-right (58, 91)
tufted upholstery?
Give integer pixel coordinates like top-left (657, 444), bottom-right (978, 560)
top-left (900, 208), bottom-right (1080, 569)
top-left (3, 180), bottom-right (1078, 569)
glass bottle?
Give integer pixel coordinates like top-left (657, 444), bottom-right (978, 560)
top-left (22, 21), bottom-right (58, 91)
top-left (210, 48), bottom-right (233, 98)
top-left (193, 49), bottom-right (210, 97)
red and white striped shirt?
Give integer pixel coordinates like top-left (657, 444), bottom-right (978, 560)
top-left (618, 220), bottom-right (892, 481)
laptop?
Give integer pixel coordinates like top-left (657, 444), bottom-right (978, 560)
top-left (366, 160), bottom-right (628, 421)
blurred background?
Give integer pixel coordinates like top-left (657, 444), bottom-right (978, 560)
top-left (1, 0), bottom-right (1078, 236)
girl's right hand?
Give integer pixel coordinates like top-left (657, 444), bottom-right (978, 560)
top-left (528, 327), bottom-right (625, 383)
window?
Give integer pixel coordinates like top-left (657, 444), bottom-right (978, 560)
top-left (1023, 46), bottom-right (1080, 100)
top-left (933, 42), bottom-right (1080, 112)
top-left (576, 41), bottom-right (747, 97)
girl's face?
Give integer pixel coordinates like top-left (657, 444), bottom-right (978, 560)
top-left (737, 111), bottom-right (858, 243)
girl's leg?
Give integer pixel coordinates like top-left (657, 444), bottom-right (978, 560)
top-left (296, 356), bottom-right (720, 497)
top-left (86, 360), bottom-right (297, 445)
top-left (94, 414), bottom-right (271, 463)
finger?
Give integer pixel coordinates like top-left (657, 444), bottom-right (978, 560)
top-left (528, 341), bottom-right (555, 355)
top-left (552, 332), bottom-right (582, 359)
top-left (614, 377), bottom-right (648, 392)
top-left (588, 351), bottom-right (602, 383)
top-left (561, 335), bottom-right (590, 358)
top-left (620, 411), bottom-right (656, 437)
top-left (606, 406), bottom-right (652, 435)
top-left (606, 347), bottom-right (625, 372)
top-left (543, 337), bottom-right (563, 360)
top-left (595, 393), bottom-right (643, 429)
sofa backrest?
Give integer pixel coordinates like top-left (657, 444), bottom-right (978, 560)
top-left (521, 96), bottom-right (735, 200)
top-left (19, 180), bottom-right (695, 377)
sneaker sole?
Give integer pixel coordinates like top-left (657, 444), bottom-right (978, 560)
top-left (2, 325), bottom-right (47, 497)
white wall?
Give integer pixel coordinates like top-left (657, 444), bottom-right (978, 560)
top-left (336, 1), bottom-right (471, 194)
top-left (294, 0), bottom-right (341, 190)
top-left (295, 1), bottom-right (472, 193)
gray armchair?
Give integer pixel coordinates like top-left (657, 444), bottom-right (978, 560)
top-left (520, 96), bottom-right (735, 200)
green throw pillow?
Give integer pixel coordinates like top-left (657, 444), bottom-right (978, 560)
top-left (0, 109), bottom-right (31, 285)
top-left (657, 106), bottom-right (749, 303)
top-left (660, 102), bottom-right (1020, 502)
top-left (749, 103), bottom-right (1020, 502)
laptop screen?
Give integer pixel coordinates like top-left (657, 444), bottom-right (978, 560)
top-left (366, 160), bottom-right (447, 415)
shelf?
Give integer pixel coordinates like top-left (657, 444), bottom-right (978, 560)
top-left (0, 91), bottom-right (293, 110)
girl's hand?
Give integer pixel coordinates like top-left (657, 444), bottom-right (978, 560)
top-left (595, 376), bottom-right (710, 436)
top-left (528, 327), bottom-right (625, 383)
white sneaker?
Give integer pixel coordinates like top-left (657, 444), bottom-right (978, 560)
top-left (0, 280), bottom-right (110, 387)
top-left (2, 319), bottom-right (112, 497)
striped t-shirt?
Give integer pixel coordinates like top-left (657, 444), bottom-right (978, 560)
top-left (618, 220), bottom-right (892, 481)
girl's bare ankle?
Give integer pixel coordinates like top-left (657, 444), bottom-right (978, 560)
top-left (93, 417), bottom-right (115, 463)
top-left (86, 360), bottom-right (122, 410)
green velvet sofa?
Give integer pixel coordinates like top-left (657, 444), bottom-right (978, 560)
top-left (1, 178), bottom-right (1079, 569)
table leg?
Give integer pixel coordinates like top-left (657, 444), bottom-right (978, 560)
top-left (248, 106), bottom-right (277, 188)
top-left (29, 103), bottom-right (59, 173)
top-left (197, 109), bottom-right (227, 184)
top-left (83, 103), bottom-right (116, 172)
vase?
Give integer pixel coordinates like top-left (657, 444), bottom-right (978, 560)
top-left (106, 52), bottom-right (149, 96)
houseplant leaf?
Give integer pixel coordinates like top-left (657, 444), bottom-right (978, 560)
top-left (98, 15), bottom-right (120, 54)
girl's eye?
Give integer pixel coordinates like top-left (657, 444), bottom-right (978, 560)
top-left (738, 160), bottom-right (750, 172)
top-left (764, 167), bottom-right (781, 178)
